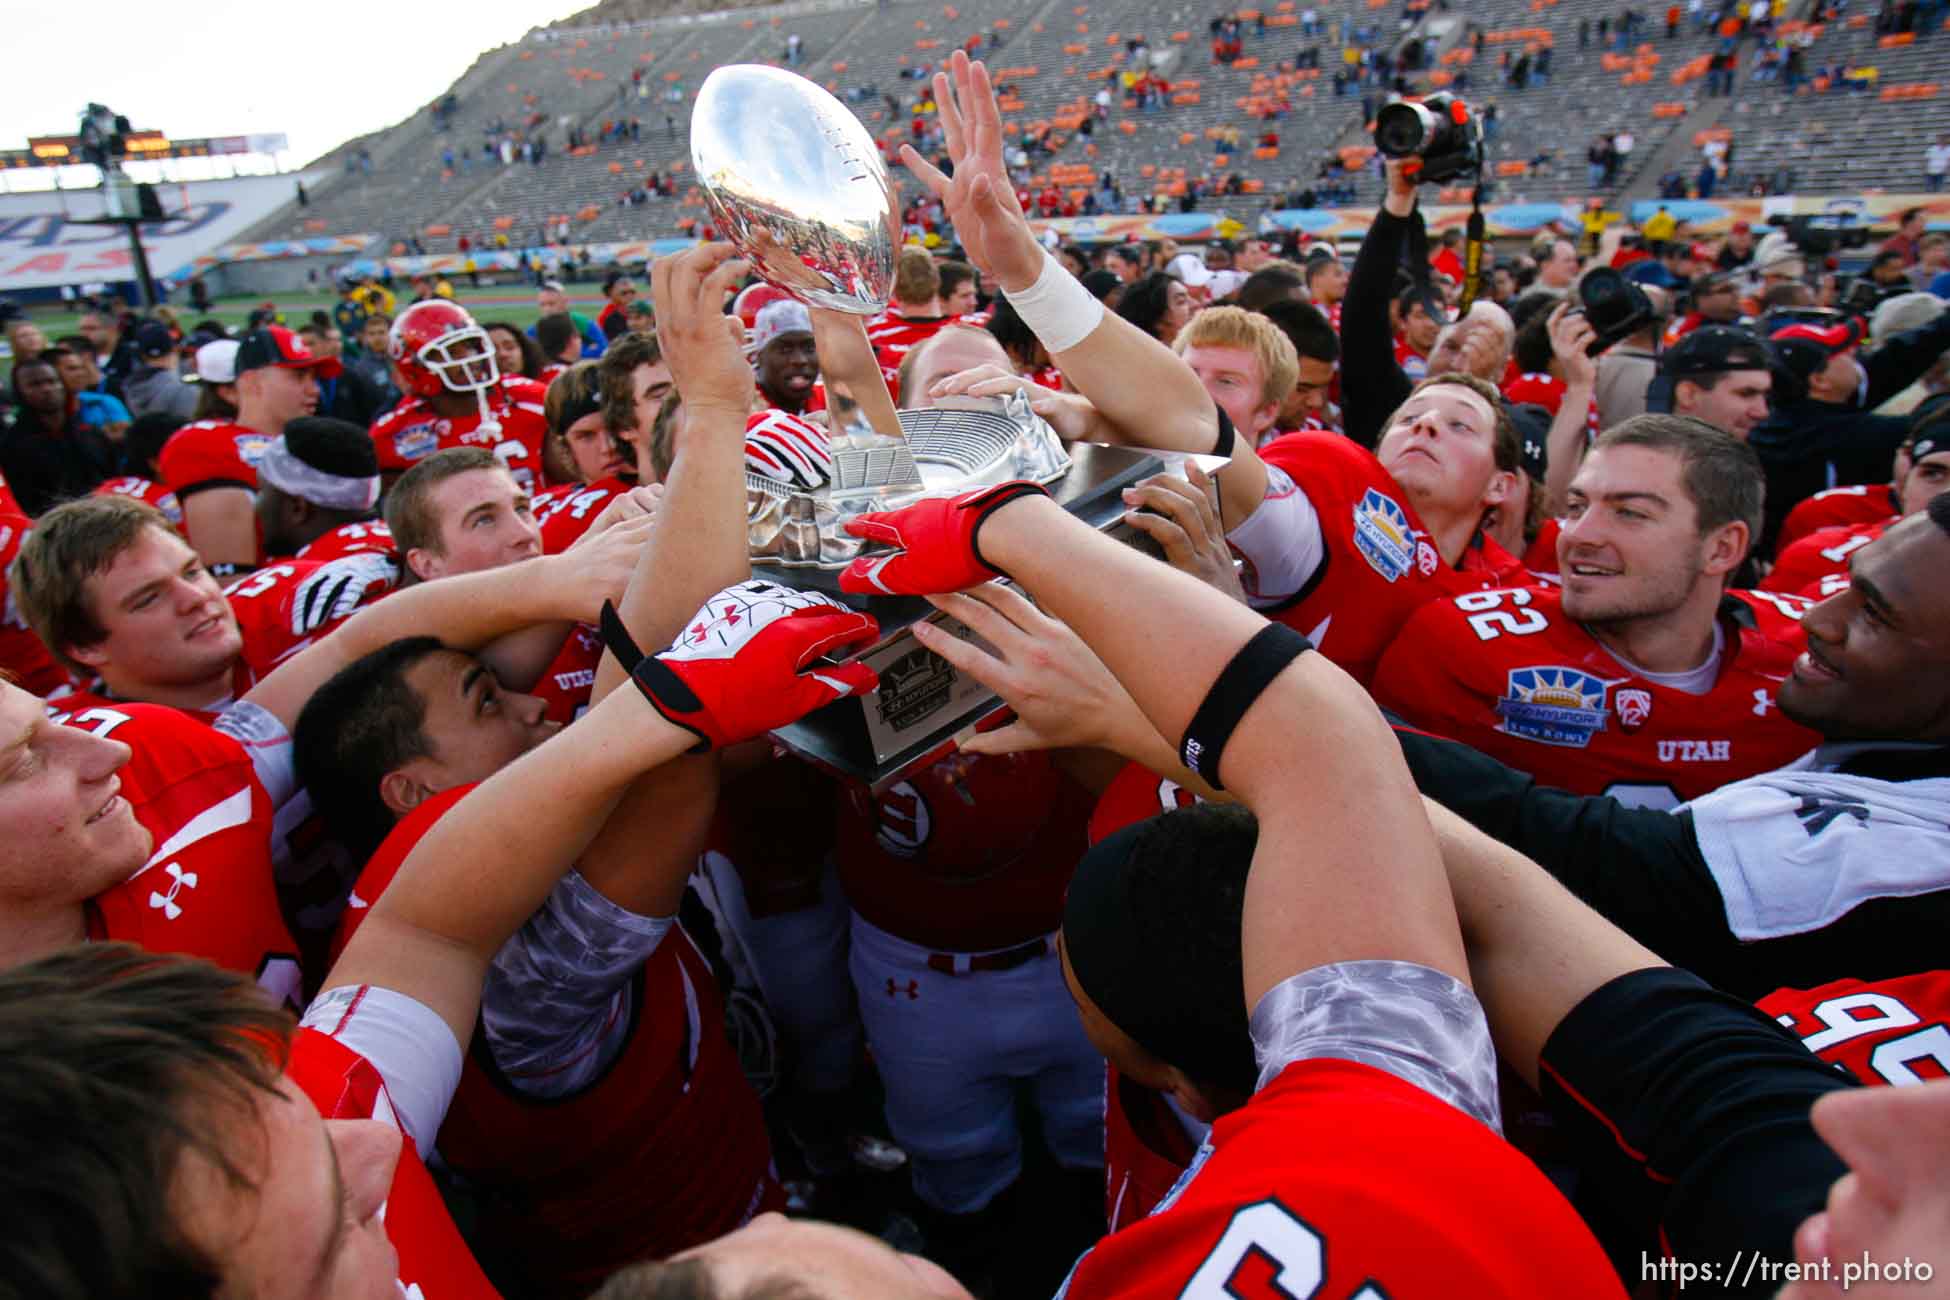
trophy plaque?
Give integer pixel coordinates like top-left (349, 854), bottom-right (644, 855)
top-left (693, 65), bottom-right (1168, 790)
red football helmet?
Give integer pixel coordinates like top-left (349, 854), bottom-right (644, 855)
top-left (734, 283), bottom-right (795, 336)
top-left (390, 300), bottom-right (500, 399)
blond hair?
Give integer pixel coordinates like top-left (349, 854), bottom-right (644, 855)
top-left (1173, 306), bottom-right (1300, 411)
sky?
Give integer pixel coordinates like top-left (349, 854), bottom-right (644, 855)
top-left (0, 0), bottom-right (594, 189)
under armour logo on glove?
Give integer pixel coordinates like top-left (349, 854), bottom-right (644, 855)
top-left (839, 480), bottom-right (1050, 596)
top-left (745, 408), bottom-right (834, 489)
top-left (291, 552), bottom-right (399, 635)
top-left (602, 581), bottom-right (881, 751)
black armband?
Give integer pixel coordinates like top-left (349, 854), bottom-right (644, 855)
top-left (1179, 623), bottom-right (1312, 789)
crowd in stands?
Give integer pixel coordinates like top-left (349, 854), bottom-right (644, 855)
top-left (10, 40), bottom-right (1950, 1300)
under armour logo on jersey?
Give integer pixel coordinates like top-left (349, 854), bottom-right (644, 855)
top-left (1795, 795), bottom-right (1871, 838)
top-left (148, 863), bottom-right (199, 920)
top-left (885, 978), bottom-right (919, 1000)
top-left (1753, 688), bottom-right (1775, 717)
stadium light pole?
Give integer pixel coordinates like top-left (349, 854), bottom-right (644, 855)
top-left (71, 103), bottom-right (163, 309)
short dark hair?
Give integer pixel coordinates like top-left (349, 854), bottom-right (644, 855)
top-left (936, 259), bottom-right (976, 304)
top-left (984, 294), bottom-right (1043, 370)
top-left (0, 943), bottom-right (291, 1300)
top-left (1233, 264), bottom-right (1306, 314)
top-left (536, 312), bottom-right (580, 362)
top-left (1592, 414), bottom-right (1764, 546)
top-left (1258, 299), bottom-right (1340, 365)
top-left (385, 446), bottom-right (510, 557)
top-left (293, 636), bottom-right (447, 862)
top-left (1115, 272), bottom-right (1179, 341)
top-left (603, 269), bottom-right (630, 294)
top-left (1871, 250), bottom-right (1906, 272)
top-left (283, 415), bottom-right (380, 479)
top-left (1513, 308), bottom-right (1555, 374)
top-left (124, 412), bottom-right (186, 480)
top-left (1901, 206), bottom-right (1925, 226)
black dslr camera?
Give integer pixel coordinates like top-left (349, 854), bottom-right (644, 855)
top-left (1570, 267), bottom-right (1655, 356)
top-left (1373, 93), bottom-right (1484, 185)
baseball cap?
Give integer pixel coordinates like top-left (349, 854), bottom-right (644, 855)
top-left (1691, 268), bottom-right (1740, 295)
top-left (186, 339), bottom-right (241, 385)
top-left (1396, 282), bottom-right (1450, 326)
top-left (747, 299), bottom-right (814, 355)
top-left (1768, 318), bottom-right (1862, 383)
top-left (1660, 325), bottom-right (1773, 379)
top-left (1731, 219), bottom-right (1752, 233)
top-left (1503, 401), bottom-right (1551, 480)
top-left (133, 320), bottom-right (175, 360)
top-left (234, 326), bottom-right (342, 380)
top-left (1166, 252), bottom-right (1248, 298)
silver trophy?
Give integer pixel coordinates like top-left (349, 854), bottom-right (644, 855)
top-left (693, 65), bottom-right (1162, 789)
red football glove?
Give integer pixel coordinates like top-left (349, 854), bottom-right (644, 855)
top-left (604, 581), bottom-right (881, 751)
top-left (839, 480), bottom-right (1050, 596)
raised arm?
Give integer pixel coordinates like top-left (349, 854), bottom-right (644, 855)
top-left (1339, 162), bottom-right (1419, 451)
top-left (321, 580), bottom-right (880, 1045)
top-left (591, 243), bottom-right (755, 705)
top-left (902, 53), bottom-right (1267, 528)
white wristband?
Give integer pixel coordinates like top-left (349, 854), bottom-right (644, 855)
top-left (1002, 249), bottom-right (1106, 355)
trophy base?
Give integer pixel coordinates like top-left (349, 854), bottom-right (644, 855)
top-left (760, 442), bottom-right (1165, 791)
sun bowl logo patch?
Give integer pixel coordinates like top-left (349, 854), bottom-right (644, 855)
top-left (233, 434), bottom-right (272, 467)
top-left (1351, 487), bottom-right (1418, 582)
top-left (1496, 666), bottom-right (1616, 747)
top-left (393, 425), bottom-right (441, 461)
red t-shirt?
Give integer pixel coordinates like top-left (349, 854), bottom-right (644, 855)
top-left (91, 476), bottom-right (183, 527)
top-left (224, 555), bottom-right (398, 681)
top-left (1372, 586), bottom-right (1820, 808)
top-left (70, 703), bottom-right (304, 1008)
top-left (285, 1025), bottom-right (501, 1298)
top-left (1763, 518), bottom-right (1890, 599)
top-left (158, 419), bottom-right (274, 493)
top-left (836, 750), bottom-right (1092, 952)
top-left (1253, 431), bottom-right (1499, 687)
top-left (1061, 1059), bottom-right (1624, 1298)
top-left (338, 786), bottom-right (781, 1290)
top-left (1775, 483), bottom-right (1897, 553)
top-left (294, 519), bottom-right (395, 562)
top-left (368, 377), bottom-right (549, 492)
top-left (1761, 973), bottom-right (1950, 1087)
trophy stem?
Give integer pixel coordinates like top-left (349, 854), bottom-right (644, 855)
top-left (809, 309), bottom-right (908, 446)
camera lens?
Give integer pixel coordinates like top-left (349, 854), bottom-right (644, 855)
top-left (1374, 102), bottom-right (1433, 157)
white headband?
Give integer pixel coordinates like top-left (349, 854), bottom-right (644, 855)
top-left (257, 436), bottom-right (381, 512)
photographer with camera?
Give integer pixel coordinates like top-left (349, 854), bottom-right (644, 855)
top-left (1342, 94), bottom-right (1484, 449)
top-left (1752, 305), bottom-right (1950, 554)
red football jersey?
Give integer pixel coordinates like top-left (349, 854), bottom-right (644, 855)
top-left (1253, 431), bottom-right (1495, 687)
top-left (867, 307), bottom-right (955, 388)
top-left (532, 623), bottom-right (603, 725)
top-left (836, 750), bottom-right (1092, 953)
top-left (1373, 586), bottom-right (1820, 808)
top-left (1761, 519), bottom-right (1890, 597)
top-left (224, 555), bottom-right (398, 680)
top-left (0, 514), bottom-right (74, 699)
top-left (535, 475), bottom-right (631, 553)
top-left (1501, 370), bottom-right (1602, 440)
top-left (368, 377), bottom-right (549, 492)
top-left (1523, 516), bottom-right (1562, 577)
top-left (294, 519), bottom-right (394, 562)
top-left (1776, 482), bottom-right (1897, 553)
top-left (1061, 1059), bottom-right (1624, 1299)
top-left (1393, 334), bottom-right (1429, 379)
top-left (1762, 974), bottom-right (1950, 1087)
top-left (69, 703), bottom-right (303, 1008)
top-left (339, 786), bottom-right (780, 1291)
top-left (285, 1026), bottom-right (501, 1299)
top-left (91, 475), bottom-right (183, 527)
top-left (0, 468), bottom-right (21, 516)
top-left (157, 418), bottom-right (274, 493)
top-left (1104, 1065), bottom-right (1203, 1233)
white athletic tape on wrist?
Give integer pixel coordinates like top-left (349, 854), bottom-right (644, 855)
top-left (1002, 249), bottom-right (1105, 355)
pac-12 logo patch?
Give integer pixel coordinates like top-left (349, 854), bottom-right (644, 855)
top-left (1351, 487), bottom-right (1417, 582)
top-left (1615, 688), bottom-right (1653, 732)
top-left (1495, 666), bottom-right (1616, 747)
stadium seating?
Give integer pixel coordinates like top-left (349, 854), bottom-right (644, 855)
top-left (237, 0), bottom-right (1950, 259)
